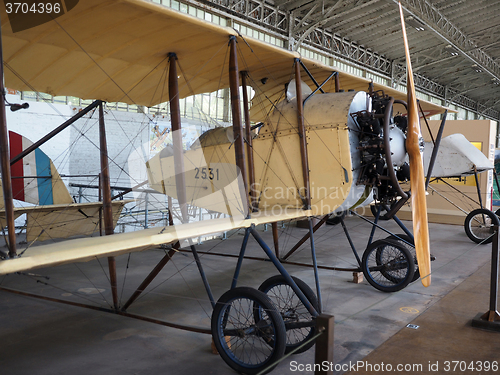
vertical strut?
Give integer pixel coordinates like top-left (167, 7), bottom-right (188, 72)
top-left (99, 103), bottom-right (118, 309)
top-left (168, 53), bottom-right (188, 223)
top-left (241, 71), bottom-right (256, 210)
top-left (231, 228), bottom-right (251, 289)
top-left (294, 59), bottom-right (311, 209)
top-left (425, 110), bottom-right (447, 190)
top-left (473, 165), bottom-right (484, 210)
top-left (229, 36), bottom-right (249, 216)
top-left (0, 23), bottom-right (16, 257)
top-left (308, 218), bottom-right (322, 312)
top-left (272, 222), bottom-right (280, 258)
top-left (169, 53), bottom-right (215, 307)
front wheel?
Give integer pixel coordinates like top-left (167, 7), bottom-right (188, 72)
top-left (362, 239), bottom-right (415, 292)
top-left (464, 208), bottom-right (500, 244)
top-left (211, 287), bottom-right (286, 375)
top-left (386, 234), bottom-right (420, 283)
top-left (258, 275), bottom-right (318, 354)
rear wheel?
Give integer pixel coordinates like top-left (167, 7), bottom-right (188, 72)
top-left (257, 275), bottom-right (318, 354)
top-left (211, 287), bottom-right (286, 375)
top-left (362, 239), bottom-right (415, 292)
top-left (464, 208), bottom-right (500, 244)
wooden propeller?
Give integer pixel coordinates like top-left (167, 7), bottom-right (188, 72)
top-left (399, 2), bottom-right (431, 287)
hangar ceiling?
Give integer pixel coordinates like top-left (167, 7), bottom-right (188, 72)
top-left (199, 0), bottom-right (500, 120)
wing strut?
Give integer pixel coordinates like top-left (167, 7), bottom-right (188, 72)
top-left (241, 71), bottom-right (257, 211)
top-left (294, 59), bottom-right (311, 209)
top-left (229, 36), bottom-right (250, 217)
top-left (99, 103), bottom-right (119, 309)
top-left (169, 53), bottom-right (189, 222)
top-left (0, 22), bottom-right (17, 257)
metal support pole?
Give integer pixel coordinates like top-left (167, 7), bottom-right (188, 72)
top-left (298, 60), bottom-right (325, 93)
top-left (99, 103), bottom-right (118, 309)
top-left (272, 222), bottom-right (280, 258)
top-left (419, 101), bottom-right (435, 145)
top-left (308, 218), bottom-right (322, 312)
top-left (294, 59), bottom-right (311, 209)
top-left (230, 228), bottom-right (251, 289)
top-left (391, 213), bottom-right (415, 241)
top-left (241, 71), bottom-right (256, 210)
top-left (473, 165), bottom-right (484, 210)
top-left (367, 205), bottom-right (382, 247)
top-left (191, 243), bottom-right (216, 308)
top-left (340, 217), bottom-right (362, 267)
top-left (315, 314), bottom-right (334, 375)
top-left (425, 110), bottom-right (447, 190)
top-left (229, 36), bottom-right (249, 216)
top-left (472, 226), bottom-right (500, 330)
top-left (487, 227), bottom-right (500, 318)
top-left (304, 72), bottom-right (337, 105)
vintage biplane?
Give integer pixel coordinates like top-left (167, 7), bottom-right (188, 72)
top-left (0, 0), bottom-right (471, 373)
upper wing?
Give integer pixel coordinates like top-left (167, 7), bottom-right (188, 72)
top-left (1, 0), bottom-right (448, 119)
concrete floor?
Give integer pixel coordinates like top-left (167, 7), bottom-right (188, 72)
top-left (0, 214), bottom-right (499, 374)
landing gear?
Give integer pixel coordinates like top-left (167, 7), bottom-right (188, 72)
top-left (464, 208), bottom-right (500, 244)
top-left (362, 239), bottom-right (415, 292)
top-left (257, 275), bottom-right (318, 354)
top-left (211, 287), bottom-right (286, 375)
top-left (386, 234), bottom-right (420, 283)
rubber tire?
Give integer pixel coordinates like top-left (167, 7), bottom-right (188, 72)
top-left (211, 287), bottom-right (286, 375)
top-left (362, 239), bottom-right (415, 292)
top-left (464, 208), bottom-right (500, 244)
top-left (386, 234), bottom-right (420, 283)
top-left (257, 275), bottom-right (318, 354)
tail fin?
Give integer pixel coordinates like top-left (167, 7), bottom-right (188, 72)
top-left (7, 131), bottom-right (73, 206)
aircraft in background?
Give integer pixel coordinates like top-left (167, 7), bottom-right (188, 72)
top-left (0, 130), bottom-right (128, 245)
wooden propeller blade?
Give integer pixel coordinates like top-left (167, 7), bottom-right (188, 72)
top-left (399, 2), bottom-right (431, 287)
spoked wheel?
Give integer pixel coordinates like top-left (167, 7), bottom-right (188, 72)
top-left (211, 287), bottom-right (286, 375)
top-left (257, 275), bottom-right (318, 354)
top-left (386, 234), bottom-right (420, 283)
top-left (362, 239), bottom-right (415, 292)
top-left (464, 208), bottom-right (500, 244)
